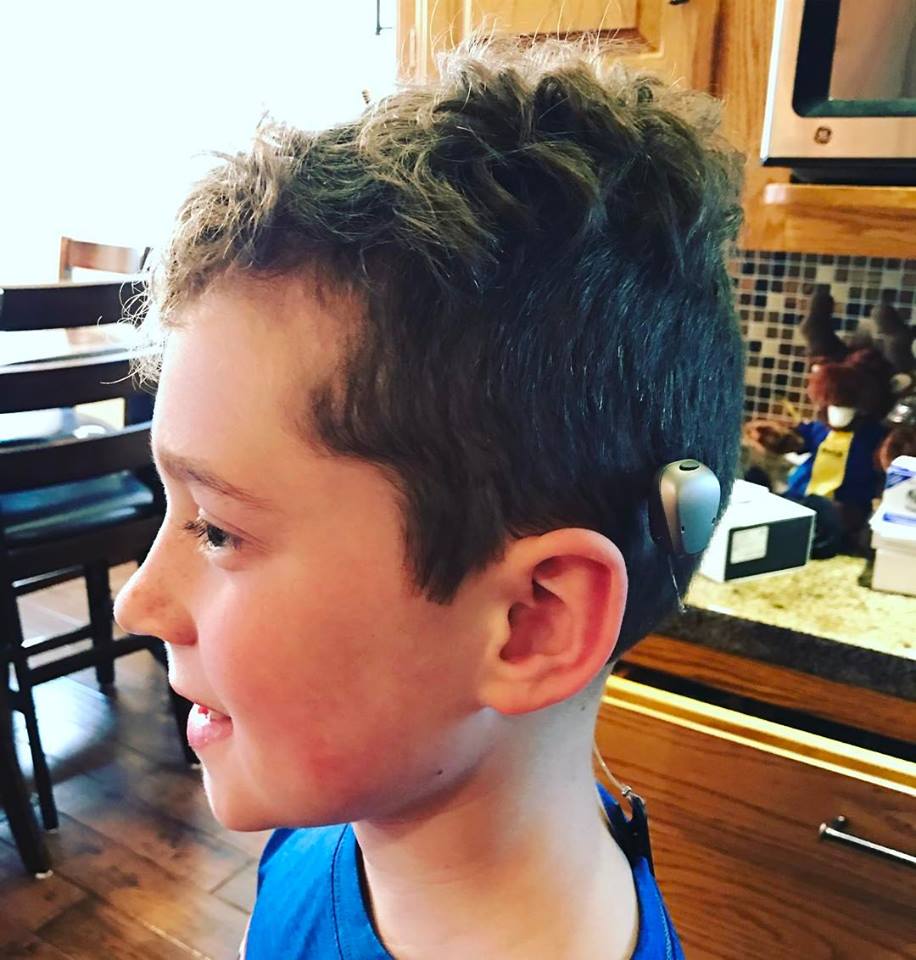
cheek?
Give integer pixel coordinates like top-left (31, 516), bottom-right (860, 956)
top-left (199, 571), bottom-right (430, 748)
top-left (225, 651), bottom-right (438, 825)
top-left (208, 548), bottom-right (419, 686)
top-left (190, 552), bottom-right (484, 822)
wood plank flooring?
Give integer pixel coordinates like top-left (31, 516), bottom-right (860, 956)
top-left (2, 563), bottom-right (268, 959)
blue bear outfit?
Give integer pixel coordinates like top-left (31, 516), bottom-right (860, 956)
top-left (785, 419), bottom-right (887, 512)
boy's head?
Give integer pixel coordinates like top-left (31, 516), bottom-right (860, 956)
top-left (116, 37), bottom-right (744, 831)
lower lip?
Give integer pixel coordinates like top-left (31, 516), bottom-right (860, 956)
top-left (187, 703), bottom-right (234, 752)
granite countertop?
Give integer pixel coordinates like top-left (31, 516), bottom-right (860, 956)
top-left (656, 556), bottom-right (915, 701)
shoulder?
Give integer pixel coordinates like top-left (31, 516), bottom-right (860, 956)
top-left (596, 785), bottom-right (685, 960)
top-left (248, 824), bottom-right (350, 960)
top-left (630, 859), bottom-right (686, 960)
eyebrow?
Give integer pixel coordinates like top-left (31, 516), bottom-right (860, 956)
top-left (153, 446), bottom-right (276, 511)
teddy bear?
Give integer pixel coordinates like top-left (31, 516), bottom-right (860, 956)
top-left (744, 286), bottom-right (913, 543)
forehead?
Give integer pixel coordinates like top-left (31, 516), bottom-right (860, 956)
top-left (152, 274), bottom-right (353, 478)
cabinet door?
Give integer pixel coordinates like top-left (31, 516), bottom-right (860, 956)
top-left (398, 0), bottom-right (721, 91)
top-left (596, 680), bottom-right (916, 960)
top-left (466, 0), bottom-right (638, 35)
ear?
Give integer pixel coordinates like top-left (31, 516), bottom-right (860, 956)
top-left (477, 528), bottom-right (628, 716)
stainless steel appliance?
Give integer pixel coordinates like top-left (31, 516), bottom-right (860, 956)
top-left (762, 0), bottom-right (916, 184)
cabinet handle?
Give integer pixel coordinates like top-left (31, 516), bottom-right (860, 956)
top-left (818, 816), bottom-right (916, 870)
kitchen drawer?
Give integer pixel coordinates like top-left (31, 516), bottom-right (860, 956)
top-left (596, 677), bottom-right (916, 960)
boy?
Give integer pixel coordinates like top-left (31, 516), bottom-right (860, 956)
top-left (114, 36), bottom-right (744, 959)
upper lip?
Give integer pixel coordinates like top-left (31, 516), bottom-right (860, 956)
top-left (171, 685), bottom-right (229, 715)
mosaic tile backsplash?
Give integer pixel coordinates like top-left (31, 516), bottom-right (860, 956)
top-left (729, 250), bottom-right (915, 424)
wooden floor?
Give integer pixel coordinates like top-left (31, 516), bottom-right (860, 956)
top-left (1, 563), bottom-right (268, 959)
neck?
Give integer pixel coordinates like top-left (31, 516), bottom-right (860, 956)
top-left (353, 720), bottom-right (639, 960)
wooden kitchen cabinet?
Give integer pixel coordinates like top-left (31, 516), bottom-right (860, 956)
top-left (460, 0), bottom-right (640, 36)
top-left (623, 633), bottom-right (916, 744)
top-left (597, 677), bottom-right (916, 960)
top-left (396, 0), bottom-right (721, 90)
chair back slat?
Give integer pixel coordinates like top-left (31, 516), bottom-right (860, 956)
top-left (0, 280), bottom-right (145, 332)
top-left (0, 350), bottom-right (157, 414)
top-left (59, 237), bottom-right (150, 281)
top-left (0, 422), bottom-right (153, 494)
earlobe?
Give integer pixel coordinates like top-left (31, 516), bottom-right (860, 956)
top-left (480, 529), bottom-right (627, 716)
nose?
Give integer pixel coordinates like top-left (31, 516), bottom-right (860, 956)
top-left (114, 522), bottom-right (196, 647)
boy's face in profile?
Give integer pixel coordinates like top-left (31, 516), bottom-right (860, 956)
top-left (114, 275), bottom-right (497, 831)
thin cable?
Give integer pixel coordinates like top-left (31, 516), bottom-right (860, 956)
top-left (668, 554), bottom-right (686, 614)
top-left (593, 741), bottom-right (638, 824)
top-left (593, 741), bottom-right (627, 796)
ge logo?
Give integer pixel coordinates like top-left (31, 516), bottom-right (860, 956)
top-left (814, 126), bottom-right (832, 144)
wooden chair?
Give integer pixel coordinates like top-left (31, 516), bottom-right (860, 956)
top-left (58, 236), bottom-right (151, 282)
top-left (58, 238), bottom-right (151, 360)
top-left (0, 282), bottom-right (192, 871)
top-left (0, 678), bottom-right (50, 877)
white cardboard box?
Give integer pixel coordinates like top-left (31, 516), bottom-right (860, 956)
top-left (869, 456), bottom-right (916, 597)
top-left (872, 536), bottom-right (916, 597)
top-left (700, 479), bottom-right (815, 583)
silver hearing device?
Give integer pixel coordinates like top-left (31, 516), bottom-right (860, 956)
top-left (649, 459), bottom-right (721, 557)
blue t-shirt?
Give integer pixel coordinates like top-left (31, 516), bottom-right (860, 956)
top-left (247, 785), bottom-right (684, 959)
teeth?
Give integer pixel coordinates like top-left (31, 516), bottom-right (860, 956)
top-left (198, 704), bottom-right (229, 721)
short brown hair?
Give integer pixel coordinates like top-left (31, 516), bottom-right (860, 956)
top-left (139, 35), bottom-right (745, 653)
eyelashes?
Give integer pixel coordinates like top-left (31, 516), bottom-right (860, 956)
top-left (182, 517), bottom-right (243, 553)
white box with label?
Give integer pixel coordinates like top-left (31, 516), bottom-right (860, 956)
top-left (699, 479), bottom-right (816, 583)
top-left (869, 456), bottom-right (916, 597)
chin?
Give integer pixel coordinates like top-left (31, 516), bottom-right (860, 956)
top-left (201, 768), bottom-right (275, 832)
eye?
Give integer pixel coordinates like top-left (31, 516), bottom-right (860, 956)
top-left (182, 517), bottom-right (243, 553)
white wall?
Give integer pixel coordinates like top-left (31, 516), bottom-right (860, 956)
top-left (0, 0), bottom-right (397, 281)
